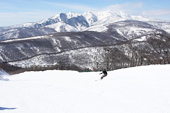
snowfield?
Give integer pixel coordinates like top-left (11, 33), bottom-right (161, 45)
top-left (1, 65), bottom-right (170, 113)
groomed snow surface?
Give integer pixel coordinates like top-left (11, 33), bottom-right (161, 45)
top-left (1, 65), bottom-right (170, 113)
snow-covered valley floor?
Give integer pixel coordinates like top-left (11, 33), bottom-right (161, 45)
top-left (1, 65), bottom-right (170, 113)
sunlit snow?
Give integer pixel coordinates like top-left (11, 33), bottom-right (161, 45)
top-left (0, 65), bottom-right (170, 113)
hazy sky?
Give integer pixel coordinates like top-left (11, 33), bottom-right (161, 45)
top-left (0, 0), bottom-right (170, 26)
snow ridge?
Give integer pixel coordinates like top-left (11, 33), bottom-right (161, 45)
top-left (0, 10), bottom-right (170, 41)
top-left (4, 10), bottom-right (161, 30)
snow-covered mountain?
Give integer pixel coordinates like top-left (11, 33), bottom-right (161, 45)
top-left (0, 10), bottom-right (169, 41)
top-left (0, 25), bottom-right (168, 70)
top-left (0, 10), bottom-right (170, 70)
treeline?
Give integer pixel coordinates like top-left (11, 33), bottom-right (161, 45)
top-left (0, 62), bottom-right (24, 74)
top-left (94, 33), bottom-right (170, 71)
top-left (24, 63), bottom-right (90, 72)
top-left (0, 62), bottom-right (91, 74)
top-left (1, 33), bottom-right (170, 74)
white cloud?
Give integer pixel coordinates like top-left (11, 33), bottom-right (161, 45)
top-left (42, 2), bottom-right (97, 12)
top-left (103, 2), bottom-right (170, 21)
top-left (142, 9), bottom-right (170, 16)
top-left (105, 2), bottom-right (143, 13)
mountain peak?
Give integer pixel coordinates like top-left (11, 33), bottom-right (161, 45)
top-left (67, 12), bottom-right (80, 19)
top-left (50, 14), bottom-right (60, 19)
top-left (2, 10), bottom-right (166, 36)
top-left (113, 11), bottom-right (131, 19)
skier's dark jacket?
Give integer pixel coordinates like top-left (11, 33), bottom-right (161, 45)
top-left (103, 70), bottom-right (107, 75)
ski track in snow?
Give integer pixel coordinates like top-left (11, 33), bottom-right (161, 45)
top-left (0, 65), bottom-right (170, 113)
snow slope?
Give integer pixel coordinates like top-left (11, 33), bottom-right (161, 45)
top-left (0, 68), bottom-right (10, 81)
top-left (0, 65), bottom-right (170, 113)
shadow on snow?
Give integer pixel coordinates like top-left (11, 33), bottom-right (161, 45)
top-left (0, 107), bottom-right (17, 110)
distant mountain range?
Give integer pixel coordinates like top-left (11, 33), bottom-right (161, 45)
top-left (0, 10), bottom-right (170, 71)
top-left (0, 10), bottom-right (170, 41)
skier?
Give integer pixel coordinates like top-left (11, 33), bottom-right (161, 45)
top-left (100, 69), bottom-right (107, 80)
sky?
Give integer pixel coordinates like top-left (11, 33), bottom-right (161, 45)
top-left (0, 0), bottom-right (170, 27)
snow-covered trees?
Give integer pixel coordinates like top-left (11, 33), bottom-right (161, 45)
top-left (100, 33), bottom-right (170, 71)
